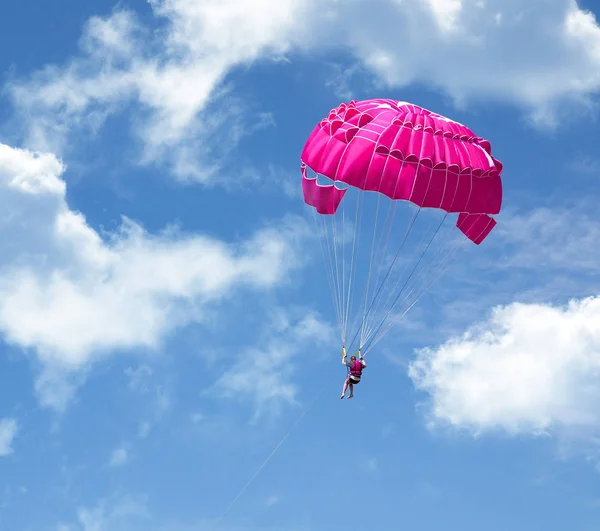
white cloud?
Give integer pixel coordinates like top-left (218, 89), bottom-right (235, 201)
top-left (125, 364), bottom-right (174, 439)
top-left (408, 296), bottom-right (600, 445)
top-left (125, 364), bottom-right (153, 393)
top-left (212, 307), bottom-right (336, 419)
top-left (109, 447), bottom-right (129, 467)
top-left (422, 204), bottom-right (600, 342)
top-left (324, 62), bottom-right (369, 101)
top-left (61, 496), bottom-right (151, 531)
top-left (6, 2), bottom-right (301, 179)
top-left (493, 206), bottom-right (600, 273)
top-left (190, 412), bottom-right (204, 424)
top-left (137, 422), bottom-right (151, 439)
top-left (423, 0), bottom-right (464, 32)
top-left (56, 493), bottom-right (307, 531)
top-left (365, 458), bottom-right (378, 472)
top-left (0, 418), bottom-right (17, 456)
top-left (265, 495), bottom-right (279, 508)
top-left (321, 0), bottom-right (600, 126)
top-left (0, 142), bottom-right (308, 410)
top-left (7, 0), bottom-right (600, 163)
top-left (569, 154), bottom-right (600, 175)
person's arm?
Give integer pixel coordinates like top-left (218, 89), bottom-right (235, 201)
top-left (357, 350), bottom-right (366, 367)
top-left (341, 347), bottom-right (347, 365)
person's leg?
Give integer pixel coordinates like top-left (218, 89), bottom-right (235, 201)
top-left (347, 382), bottom-right (354, 398)
top-left (341, 378), bottom-right (349, 398)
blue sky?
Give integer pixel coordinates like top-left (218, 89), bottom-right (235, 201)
top-left (2, 1), bottom-right (600, 530)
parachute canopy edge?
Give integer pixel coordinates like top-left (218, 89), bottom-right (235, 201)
top-left (302, 164), bottom-right (496, 244)
top-left (301, 164), bottom-right (346, 215)
top-left (300, 98), bottom-right (504, 245)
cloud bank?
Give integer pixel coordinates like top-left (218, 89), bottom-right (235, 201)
top-left (6, 0), bottom-right (600, 178)
top-left (409, 296), bottom-right (600, 447)
top-left (0, 142), bottom-right (308, 410)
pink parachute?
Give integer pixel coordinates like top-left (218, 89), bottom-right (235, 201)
top-left (300, 99), bottom-right (503, 354)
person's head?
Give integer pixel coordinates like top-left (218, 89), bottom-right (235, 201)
top-left (350, 355), bottom-right (357, 361)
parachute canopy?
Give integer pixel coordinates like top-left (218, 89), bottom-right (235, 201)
top-left (300, 99), bottom-right (504, 355)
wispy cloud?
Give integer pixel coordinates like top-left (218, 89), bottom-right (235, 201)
top-left (125, 364), bottom-right (154, 393)
top-left (211, 307), bottom-right (336, 420)
top-left (190, 412), bottom-right (204, 424)
top-left (58, 495), bottom-right (150, 531)
top-left (55, 492), bottom-right (310, 531)
top-left (410, 202), bottom-right (600, 344)
top-left (324, 62), bottom-right (369, 101)
top-left (137, 422), bottom-right (151, 439)
top-left (0, 419), bottom-right (17, 456)
top-left (568, 154), bottom-right (600, 175)
top-left (492, 206), bottom-right (600, 274)
top-left (365, 458), bottom-right (378, 472)
top-left (109, 446), bottom-right (129, 467)
top-left (265, 495), bottom-right (279, 508)
top-left (126, 364), bottom-right (174, 439)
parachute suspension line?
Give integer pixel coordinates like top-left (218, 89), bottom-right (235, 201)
top-left (364, 237), bottom-right (467, 356)
top-left (342, 187), bottom-right (364, 347)
top-left (359, 192), bottom-right (384, 348)
top-left (344, 206), bottom-right (422, 354)
top-left (361, 208), bottom-right (443, 344)
top-left (381, 234), bottom-right (459, 338)
top-left (346, 194), bottom-right (368, 349)
top-left (329, 205), bottom-right (344, 341)
top-left (341, 197), bottom-right (346, 344)
top-left (398, 238), bottom-right (464, 322)
top-left (357, 198), bottom-right (402, 346)
top-left (362, 213), bottom-right (449, 348)
top-left (363, 166), bottom-right (478, 354)
top-left (321, 211), bottom-right (344, 340)
top-left (363, 166), bottom-right (478, 352)
top-left (211, 383), bottom-right (328, 529)
top-left (369, 199), bottom-right (400, 309)
top-left (361, 160), bottom-right (443, 344)
top-left (358, 158), bottom-right (411, 347)
top-left (311, 208), bottom-right (343, 342)
top-left (355, 161), bottom-right (393, 350)
top-left (322, 213), bottom-right (344, 339)
top-left (361, 213), bottom-right (448, 355)
top-left (398, 229), bottom-right (459, 309)
top-left (335, 188), bottom-right (351, 346)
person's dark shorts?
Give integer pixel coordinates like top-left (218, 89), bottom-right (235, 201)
top-left (347, 375), bottom-right (361, 385)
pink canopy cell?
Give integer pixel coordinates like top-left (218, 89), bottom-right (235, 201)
top-left (301, 99), bottom-right (503, 244)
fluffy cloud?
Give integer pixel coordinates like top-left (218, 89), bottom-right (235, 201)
top-left (328, 0), bottom-right (600, 125)
top-left (6, 1), bottom-right (305, 178)
top-left (0, 142), bottom-right (307, 410)
top-left (409, 296), bottom-right (600, 442)
top-left (0, 418), bottom-right (17, 456)
top-left (7, 0), bottom-right (600, 176)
